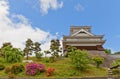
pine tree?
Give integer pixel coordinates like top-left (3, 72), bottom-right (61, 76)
top-left (49, 39), bottom-right (61, 62)
top-left (23, 39), bottom-right (33, 60)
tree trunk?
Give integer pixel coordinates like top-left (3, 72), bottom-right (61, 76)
top-left (27, 54), bottom-right (28, 60)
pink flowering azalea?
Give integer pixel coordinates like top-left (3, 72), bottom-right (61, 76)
top-left (26, 62), bottom-right (45, 76)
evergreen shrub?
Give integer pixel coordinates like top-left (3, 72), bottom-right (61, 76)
top-left (4, 67), bottom-right (11, 74)
top-left (11, 64), bottom-right (24, 74)
top-left (0, 64), bottom-right (5, 70)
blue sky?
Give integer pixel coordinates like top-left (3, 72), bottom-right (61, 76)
top-left (0, 0), bottom-right (120, 53)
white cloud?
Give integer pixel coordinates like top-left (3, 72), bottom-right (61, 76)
top-left (74, 3), bottom-right (84, 12)
top-left (0, 0), bottom-right (58, 51)
top-left (39, 0), bottom-right (63, 15)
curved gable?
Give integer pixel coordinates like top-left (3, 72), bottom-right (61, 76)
top-left (72, 29), bottom-right (94, 36)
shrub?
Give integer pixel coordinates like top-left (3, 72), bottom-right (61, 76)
top-left (0, 58), bottom-right (5, 63)
top-left (69, 49), bottom-right (90, 71)
top-left (0, 64), bottom-right (5, 70)
top-left (92, 56), bottom-right (104, 68)
top-left (26, 63), bottom-right (45, 76)
top-left (11, 64), bottom-right (24, 74)
top-left (49, 56), bottom-right (55, 63)
top-left (105, 49), bottom-right (111, 54)
top-left (8, 72), bottom-right (15, 79)
top-left (1, 46), bottom-right (23, 63)
top-left (112, 69), bottom-right (119, 75)
top-left (68, 71), bottom-right (77, 76)
top-left (35, 52), bottom-right (43, 59)
top-left (46, 68), bottom-right (55, 77)
top-left (111, 59), bottom-right (120, 67)
top-left (37, 64), bottom-right (45, 72)
top-left (43, 57), bottom-right (55, 63)
top-left (43, 58), bottom-right (50, 63)
top-left (4, 67), bottom-right (11, 74)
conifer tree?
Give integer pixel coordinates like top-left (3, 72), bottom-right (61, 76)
top-left (23, 39), bottom-right (33, 60)
top-left (34, 42), bottom-right (42, 59)
top-left (49, 39), bottom-right (61, 62)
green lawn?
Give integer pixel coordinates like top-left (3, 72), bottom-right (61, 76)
top-left (0, 57), bottom-right (108, 78)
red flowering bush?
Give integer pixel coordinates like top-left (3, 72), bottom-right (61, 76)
top-left (46, 68), bottom-right (55, 77)
top-left (26, 62), bottom-right (45, 76)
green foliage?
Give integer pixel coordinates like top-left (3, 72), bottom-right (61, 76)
top-left (1, 46), bottom-right (23, 63)
top-left (0, 64), bottom-right (5, 70)
top-left (23, 39), bottom-right (42, 60)
top-left (1, 42), bottom-right (12, 48)
top-left (4, 64), bottom-right (24, 75)
top-left (92, 56), bottom-right (104, 68)
top-left (65, 45), bottom-right (77, 57)
top-left (34, 42), bottom-right (41, 52)
top-left (69, 49), bottom-right (90, 71)
top-left (44, 50), bottom-right (51, 57)
top-left (43, 56), bottom-right (55, 63)
top-left (67, 70), bottom-right (77, 76)
top-left (0, 57), bottom-right (108, 77)
top-left (4, 67), bottom-right (11, 74)
top-left (0, 42), bottom-right (12, 57)
top-left (111, 59), bottom-right (120, 66)
top-left (114, 51), bottom-right (120, 54)
top-left (0, 57), bottom-right (5, 63)
top-left (8, 72), bottom-right (15, 79)
top-left (23, 39), bottom-right (33, 60)
top-left (42, 57), bottom-right (50, 63)
top-left (105, 49), bottom-right (111, 54)
top-left (49, 56), bottom-right (55, 63)
top-left (34, 42), bottom-right (42, 59)
top-left (50, 39), bottom-right (61, 56)
top-left (112, 69), bottom-right (119, 75)
top-left (11, 64), bottom-right (24, 74)
top-left (49, 39), bottom-right (62, 62)
top-left (35, 52), bottom-right (43, 59)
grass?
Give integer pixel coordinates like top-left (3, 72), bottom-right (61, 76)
top-left (0, 57), bottom-right (108, 78)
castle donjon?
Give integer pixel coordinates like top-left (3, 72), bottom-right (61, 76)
top-left (63, 26), bottom-right (106, 56)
